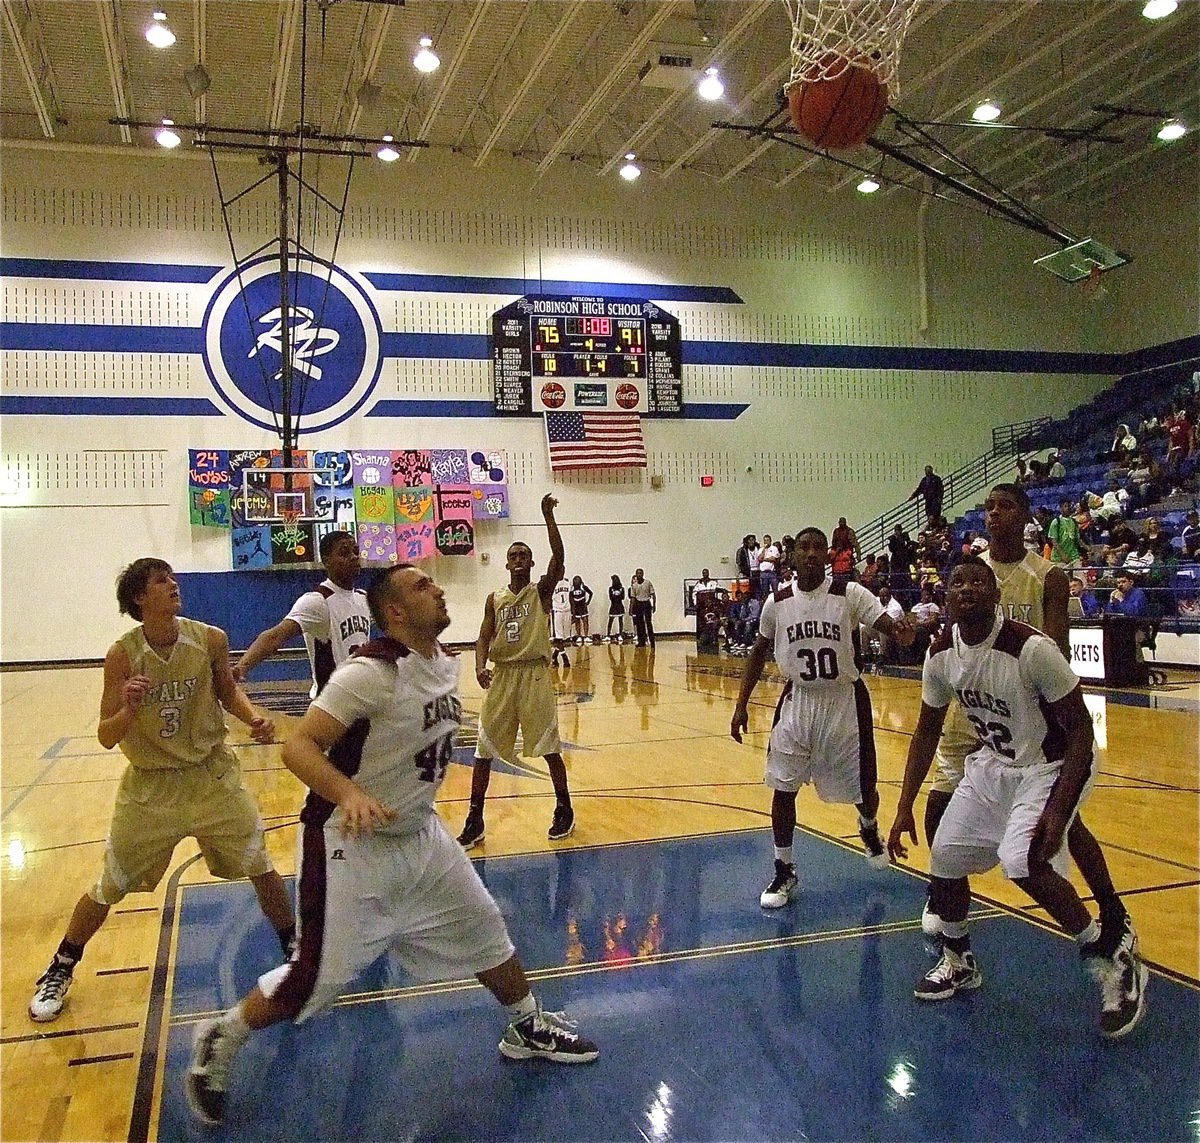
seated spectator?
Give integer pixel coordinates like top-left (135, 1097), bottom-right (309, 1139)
top-left (1138, 411), bottom-right (1161, 441)
top-left (1026, 458), bottom-right (1046, 484)
top-left (729, 594), bottom-right (761, 651)
top-left (1085, 480), bottom-right (1128, 528)
top-left (874, 586), bottom-right (906, 663)
top-left (1105, 571), bottom-right (1151, 618)
top-left (916, 553), bottom-right (941, 587)
top-left (1046, 451), bottom-right (1066, 480)
top-left (1122, 536), bottom-right (1155, 577)
top-left (1069, 576), bottom-right (1101, 619)
top-left (1127, 448), bottom-right (1165, 507)
top-left (1014, 457), bottom-right (1032, 484)
top-left (859, 553), bottom-right (882, 592)
top-left (1105, 423), bottom-right (1137, 464)
top-left (1181, 509), bottom-right (1200, 558)
top-left (1024, 513), bottom-right (1044, 554)
top-left (1104, 518), bottom-right (1139, 561)
top-left (911, 583), bottom-right (942, 633)
top-left (1142, 517), bottom-right (1169, 546)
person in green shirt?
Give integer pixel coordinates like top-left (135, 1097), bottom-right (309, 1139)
top-left (1046, 498), bottom-right (1084, 567)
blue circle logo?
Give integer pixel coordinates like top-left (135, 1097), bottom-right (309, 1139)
top-left (202, 257), bottom-right (382, 432)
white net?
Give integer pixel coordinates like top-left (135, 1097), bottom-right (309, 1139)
top-left (782, 0), bottom-right (922, 97)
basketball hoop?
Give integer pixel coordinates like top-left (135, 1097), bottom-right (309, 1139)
top-left (280, 506), bottom-right (306, 558)
top-left (1081, 263), bottom-right (1107, 300)
top-left (782, 0), bottom-right (922, 96)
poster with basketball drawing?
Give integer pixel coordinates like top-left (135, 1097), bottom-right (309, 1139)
top-left (434, 485), bottom-right (475, 556)
top-left (188, 449), bottom-right (232, 527)
top-left (471, 483), bottom-right (509, 520)
top-left (351, 450), bottom-right (396, 526)
top-left (231, 525), bottom-right (273, 569)
top-left (270, 520), bottom-right (315, 565)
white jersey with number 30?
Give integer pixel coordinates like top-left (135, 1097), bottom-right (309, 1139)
top-left (759, 578), bottom-right (884, 690)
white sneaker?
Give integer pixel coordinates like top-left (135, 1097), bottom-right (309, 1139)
top-left (186, 1018), bottom-right (242, 1126)
top-left (1085, 946), bottom-right (1148, 1039)
top-left (29, 959), bottom-right (74, 1022)
top-left (760, 860), bottom-right (798, 908)
top-left (915, 948), bottom-right (982, 1000)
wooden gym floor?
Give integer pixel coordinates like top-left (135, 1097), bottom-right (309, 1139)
top-left (2, 638), bottom-right (1197, 1140)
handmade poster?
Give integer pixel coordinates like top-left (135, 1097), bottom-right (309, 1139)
top-left (471, 484), bottom-right (510, 520)
top-left (231, 526), bottom-right (273, 569)
top-left (434, 485), bottom-right (474, 523)
top-left (435, 517), bottom-right (475, 556)
top-left (352, 450), bottom-right (396, 525)
top-left (188, 449), bottom-right (232, 525)
top-left (395, 486), bottom-right (434, 525)
top-left (395, 521), bottom-right (436, 562)
top-left (430, 449), bottom-right (470, 486)
top-left (312, 450), bottom-right (352, 521)
top-left (469, 449), bottom-right (507, 484)
top-left (270, 520), bottom-right (315, 564)
top-left (190, 485), bottom-right (231, 527)
top-left (358, 522), bottom-right (398, 565)
top-left (392, 449), bottom-right (432, 488)
top-left (314, 521), bottom-right (356, 548)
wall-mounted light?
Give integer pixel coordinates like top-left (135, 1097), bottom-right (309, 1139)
top-left (971, 99), bottom-right (1002, 123)
top-left (1142, 0), bottom-right (1177, 18)
top-left (1157, 117), bottom-right (1187, 141)
top-left (146, 10), bottom-right (176, 48)
top-left (619, 152), bottom-right (641, 181)
top-left (413, 36), bottom-right (440, 73)
top-left (856, 176), bottom-right (880, 193)
top-left (155, 118), bottom-right (182, 148)
top-left (697, 67), bottom-right (724, 101)
top-left (376, 134), bottom-right (400, 161)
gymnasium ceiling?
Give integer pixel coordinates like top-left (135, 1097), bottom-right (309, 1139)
top-left (2, 0), bottom-right (1197, 222)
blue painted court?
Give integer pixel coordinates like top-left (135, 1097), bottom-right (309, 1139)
top-left (152, 830), bottom-right (1198, 1141)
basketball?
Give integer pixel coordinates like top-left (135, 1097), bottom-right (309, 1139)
top-left (788, 54), bottom-right (888, 150)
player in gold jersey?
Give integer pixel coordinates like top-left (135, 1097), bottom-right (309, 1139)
top-left (921, 484), bottom-right (1134, 964)
top-left (458, 495), bottom-right (576, 847)
top-left (28, 559), bottom-right (295, 1023)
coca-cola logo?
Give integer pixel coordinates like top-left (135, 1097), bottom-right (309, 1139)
top-left (541, 382), bottom-right (566, 408)
top-left (616, 383), bottom-right (639, 410)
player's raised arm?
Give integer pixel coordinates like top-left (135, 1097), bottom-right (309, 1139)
top-left (539, 494), bottom-right (564, 599)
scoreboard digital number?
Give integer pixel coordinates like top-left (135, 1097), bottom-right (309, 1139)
top-left (492, 295), bottom-right (682, 416)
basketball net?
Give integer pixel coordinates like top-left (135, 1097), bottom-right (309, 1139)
top-left (1081, 263), bottom-right (1106, 300)
top-left (280, 506), bottom-right (304, 551)
top-left (782, 0), bottom-right (922, 96)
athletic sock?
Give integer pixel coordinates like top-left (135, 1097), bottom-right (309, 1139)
top-left (943, 932), bottom-right (970, 955)
top-left (857, 812), bottom-right (877, 830)
top-left (507, 993), bottom-right (538, 1023)
top-left (774, 846), bottom-right (793, 864)
top-left (55, 938), bottom-right (85, 966)
top-left (1075, 918), bottom-right (1102, 950)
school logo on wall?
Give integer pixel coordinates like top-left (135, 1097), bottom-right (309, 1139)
top-left (202, 257), bottom-right (382, 432)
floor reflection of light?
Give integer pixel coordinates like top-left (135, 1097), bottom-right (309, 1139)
top-left (646, 1081), bottom-right (673, 1139)
top-left (7, 838), bottom-right (27, 871)
top-left (1190, 1108), bottom-right (1200, 1141)
top-left (886, 1058), bottom-right (916, 1101)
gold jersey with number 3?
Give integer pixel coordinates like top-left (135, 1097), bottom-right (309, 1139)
top-left (116, 617), bottom-right (228, 770)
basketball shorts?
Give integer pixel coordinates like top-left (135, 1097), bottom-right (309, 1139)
top-left (260, 814), bottom-right (515, 1023)
top-left (91, 748), bottom-right (273, 905)
top-left (552, 609), bottom-right (571, 642)
top-left (930, 750), bottom-right (1095, 882)
top-left (765, 679), bottom-right (877, 805)
top-left (477, 659), bottom-right (561, 763)
top-left (931, 701), bottom-right (977, 794)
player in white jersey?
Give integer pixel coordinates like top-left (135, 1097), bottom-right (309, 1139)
top-left (234, 531), bottom-right (371, 696)
top-left (924, 484), bottom-right (1133, 960)
top-left (185, 563), bottom-right (598, 1128)
top-left (551, 575), bottom-right (572, 666)
top-left (889, 558), bottom-right (1147, 1039)
top-left (731, 528), bottom-right (915, 908)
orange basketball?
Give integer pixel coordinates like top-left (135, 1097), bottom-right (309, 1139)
top-left (788, 54), bottom-right (888, 150)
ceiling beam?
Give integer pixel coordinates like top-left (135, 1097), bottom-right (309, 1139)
top-left (268, 0), bottom-right (304, 140)
top-left (96, 0), bottom-right (133, 144)
top-left (453, 2), bottom-right (535, 150)
top-left (598, 0), bottom-right (774, 177)
top-left (407, 0), bottom-right (489, 161)
top-left (536, 0), bottom-right (686, 176)
top-left (340, 3), bottom-right (393, 141)
top-left (191, 0), bottom-right (207, 123)
top-left (1, 0), bottom-right (61, 138)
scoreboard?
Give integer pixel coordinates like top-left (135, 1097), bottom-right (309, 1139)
top-left (492, 295), bottom-right (683, 416)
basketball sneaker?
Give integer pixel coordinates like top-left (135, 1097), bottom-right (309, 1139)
top-left (186, 1018), bottom-right (240, 1126)
top-left (457, 811), bottom-right (485, 849)
top-left (914, 947), bottom-right (982, 1001)
top-left (921, 900), bottom-right (945, 956)
top-left (859, 821), bottom-right (890, 870)
top-left (561, 652), bottom-right (570, 668)
top-left (499, 1005), bottom-right (599, 1064)
top-left (760, 860), bottom-right (798, 908)
top-left (1084, 944), bottom-right (1148, 1039)
top-left (548, 804), bottom-right (575, 841)
top-left (29, 958), bottom-right (74, 1022)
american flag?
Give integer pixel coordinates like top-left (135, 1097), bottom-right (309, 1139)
top-left (544, 412), bottom-right (647, 472)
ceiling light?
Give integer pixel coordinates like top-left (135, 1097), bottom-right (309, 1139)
top-left (857, 177), bottom-right (880, 194)
top-left (619, 153), bottom-right (641, 181)
top-left (413, 36), bottom-right (440, 74)
top-left (377, 134), bottom-right (400, 162)
top-left (1157, 118), bottom-right (1187, 141)
top-left (972, 100), bottom-right (1002, 123)
top-left (1142, 0), bottom-right (1177, 18)
top-left (155, 118), bottom-right (181, 148)
top-left (145, 10), bottom-right (176, 48)
top-left (697, 67), bottom-right (724, 101)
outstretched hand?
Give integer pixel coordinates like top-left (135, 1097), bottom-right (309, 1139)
top-left (248, 715), bottom-right (275, 745)
top-left (541, 493), bottom-right (558, 516)
top-left (730, 704), bottom-right (749, 743)
top-left (888, 807), bottom-right (918, 861)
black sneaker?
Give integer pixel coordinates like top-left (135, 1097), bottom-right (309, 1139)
top-left (29, 959), bottom-right (73, 1023)
top-left (914, 948), bottom-right (982, 1001)
top-left (499, 1006), bottom-right (599, 1063)
top-left (561, 652), bottom-right (570, 668)
top-left (859, 821), bottom-right (890, 870)
top-left (1095, 906), bottom-right (1136, 960)
top-left (1084, 944), bottom-right (1148, 1039)
top-left (185, 1018), bottom-right (239, 1126)
top-left (457, 812), bottom-right (485, 849)
top-left (759, 859), bottom-right (798, 908)
top-left (548, 805), bottom-right (575, 841)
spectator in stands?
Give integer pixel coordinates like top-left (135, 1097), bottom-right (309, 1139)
top-left (1085, 480), bottom-right (1129, 530)
top-left (758, 534), bottom-right (781, 597)
top-left (1047, 500), bottom-right (1084, 568)
top-left (1024, 509), bottom-right (1047, 554)
top-left (779, 536), bottom-right (796, 578)
top-left (1103, 518), bottom-right (1139, 562)
top-left (1106, 423), bottom-right (1137, 465)
top-left (1105, 572), bottom-right (1150, 618)
top-left (888, 524), bottom-right (917, 603)
top-left (1165, 407), bottom-right (1195, 482)
top-left (1014, 457), bottom-right (1031, 484)
top-left (909, 465), bottom-right (945, 522)
top-left (875, 585), bottom-right (906, 663)
top-left (860, 553), bottom-right (882, 592)
top-left (829, 538), bottom-right (857, 583)
top-left (736, 535), bottom-right (760, 598)
top-left (1126, 448), bottom-right (1166, 508)
top-left (911, 583), bottom-right (942, 640)
top-left (1026, 458), bottom-right (1046, 484)
top-left (1122, 536), bottom-right (1155, 577)
top-left (1046, 451), bottom-right (1066, 480)
top-left (1069, 576), bottom-right (1101, 619)
top-left (1181, 510), bottom-right (1200, 558)
top-left (831, 517), bottom-right (861, 564)
top-left (1138, 411), bottom-right (1160, 441)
